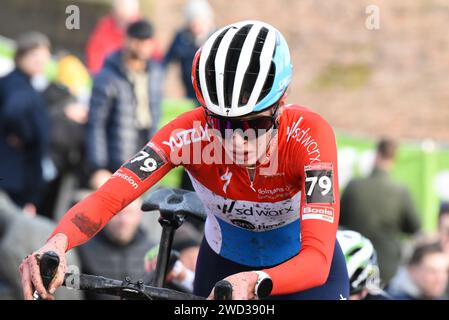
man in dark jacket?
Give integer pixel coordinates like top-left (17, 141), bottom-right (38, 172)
top-left (0, 32), bottom-right (51, 214)
top-left (340, 138), bottom-right (421, 284)
top-left (87, 20), bottom-right (163, 189)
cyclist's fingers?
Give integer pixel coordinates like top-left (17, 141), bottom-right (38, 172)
top-left (48, 261), bottom-right (66, 294)
top-left (19, 262), bottom-right (34, 300)
top-left (28, 254), bottom-right (48, 299)
top-left (46, 293), bottom-right (56, 301)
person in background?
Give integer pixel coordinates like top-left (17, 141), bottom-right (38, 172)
top-left (86, 0), bottom-right (141, 75)
top-left (0, 190), bottom-right (81, 300)
top-left (387, 241), bottom-right (449, 300)
top-left (0, 32), bottom-right (52, 216)
top-left (437, 202), bottom-right (449, 297)
top-left (164, 0), bottom-right (215, 104)
top-left (77, 198), bottom-right (155, 300)
top-left (340, 138), bottom-right (421, 283)
top-left (163, 0), bottom-right (215, 192)
top-left (87, 20), bottom-right (164, 189)
top-left (39, 54), bottom-right (91, 219)
top-left (337, 229), bottom-right (391, 300)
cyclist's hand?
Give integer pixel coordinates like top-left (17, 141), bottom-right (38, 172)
top-left (19, 233), bottom-right (68, 300)
top-left (207, 271), bottom-right (258, 300)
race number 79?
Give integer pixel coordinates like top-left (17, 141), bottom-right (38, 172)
top-left (124, 145), bottom-right (165, 181)
top-left (305, 176), bottom-right (332, 196)
top-left (304, 164), bottom-right (335, 204)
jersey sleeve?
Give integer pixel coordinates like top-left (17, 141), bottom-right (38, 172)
top-left (49, 108), bottom-right (204, 251)
top-left (264, 110), bottom-right (340, 295)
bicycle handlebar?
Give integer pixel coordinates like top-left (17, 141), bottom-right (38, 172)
top-left (38, 251), bottom-right (232, 300)
top-left (63, 273), bottom-right (205, 300)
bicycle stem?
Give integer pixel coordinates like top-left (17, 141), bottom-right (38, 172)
top-left (152, 209), bottom-right (185, 288)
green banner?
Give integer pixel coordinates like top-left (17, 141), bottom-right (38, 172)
top-left (336, 132), bottom-right (449, 232)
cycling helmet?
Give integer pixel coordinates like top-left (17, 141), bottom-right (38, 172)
top-left (192, 20), bottom-right (292, 117)
top-left (337, 230), bottom-right (381, 295)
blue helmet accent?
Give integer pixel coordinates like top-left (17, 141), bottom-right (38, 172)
top-left (253, 32), bottom-right (293, 112)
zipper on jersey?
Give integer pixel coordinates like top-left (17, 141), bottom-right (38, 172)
top-left (246, 167), bottom-right (257, 192)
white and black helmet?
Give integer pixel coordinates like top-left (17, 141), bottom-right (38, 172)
top-left (337, 230), bottom-right (381, 295)
top-left (192, 20), bottom-right (293, 117)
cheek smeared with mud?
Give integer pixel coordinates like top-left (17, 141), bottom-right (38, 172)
top-left (70, 212), bottom-right (102, 238)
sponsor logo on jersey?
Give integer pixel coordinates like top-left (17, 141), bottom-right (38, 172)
top-left (302, 206), bottom-right (334, 223)
top-left (190, 175), bottom-right (301, 233)
top-left (257, 185), bottom-right (291, 200)
top-left (230, 219), bottom-right (256, 230)
top-left (113, 169), bottom-right (139, 190)
top-left (162, 123), bottom-right (211, 152)
top-left (229, 219), bottom-right (287, 231)
top-left (123, 144), bottom-right (165, 181)
top-left (286, 118), bottom-right (321, 163)
top-left (220, 167), bottom-right (232, 194)
top-left (217, 201), bottom-right (294, 217)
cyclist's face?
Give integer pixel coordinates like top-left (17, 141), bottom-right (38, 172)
top-left (219, 109), bottom-right (276, 166)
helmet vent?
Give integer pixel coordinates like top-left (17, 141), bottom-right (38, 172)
top-left (205, 27), bottom-right (229, 105)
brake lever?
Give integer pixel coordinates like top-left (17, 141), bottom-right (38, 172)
top-left (33, 251), bottom-right (60, 300)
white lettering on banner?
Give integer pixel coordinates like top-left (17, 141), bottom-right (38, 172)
top-left (162, 123), bottom-right (211, 152)
top-left (286, 119), bottom-right (321, 163)
top-left (302, 206), bottom-right (334, 223)
top-left (113, 170), bottom-right (139, 190)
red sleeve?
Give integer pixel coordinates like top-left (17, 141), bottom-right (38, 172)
top-left (264, 110), bottom-right (340, 295)
top-left (49, 109), bottom-right (204, 251)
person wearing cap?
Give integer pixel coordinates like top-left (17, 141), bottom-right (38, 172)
top-left (0, 32), bottom-right (52, 215)
top-left (87, 19), bottom-right (164, 190)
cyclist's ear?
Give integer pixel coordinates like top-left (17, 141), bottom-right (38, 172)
top-left (275, 99), bottom-right (286, 126)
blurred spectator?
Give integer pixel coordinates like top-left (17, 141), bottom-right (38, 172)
top-left (164, 0), bottom-right (215, 104)
top-left (86, 0), bottom-right (140, 74)
top-left (144, 219), bottom-right (202, 292)
top-left (0, 190), bottom-right (81, 300)
top-left (0, 32), bottom-right (52, 215)
top-left (340, 138), bottom-right (421, 283)
top-left (77, 198), bottom-right (155, 300)
top-left (438, 202), bottom-right (449, 254)
top-left (438, 202), bottom-right (449, 296)
top-left (87, 20), bottom-right (163, 189)
top-left (39, 55), bottom-right (91, 219)
top-left (163, 0), bottom-right (215, 192)
top-left (56, 53), bottom-right (91, 105)
top-left (387, 241), bottom-right (449, 300)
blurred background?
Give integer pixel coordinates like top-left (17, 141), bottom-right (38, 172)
top-left (0, 0), bottom-right (448, 300)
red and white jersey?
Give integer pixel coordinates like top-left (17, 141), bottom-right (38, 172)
top-left (51, 104), bottom-right (340, 295)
